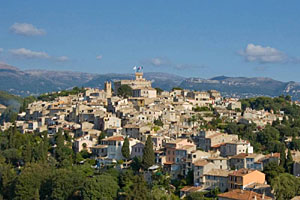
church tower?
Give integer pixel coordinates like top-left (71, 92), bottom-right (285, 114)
top-left (135, 72), bottom-right (144, 81)
top-left (104, 81), bottom-right (112, 98)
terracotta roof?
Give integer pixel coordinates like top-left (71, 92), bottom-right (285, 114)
top-left (231, 153), bottom-right (249, 159)
top-left (229, 168), bottom-right (258, 177)
top-left (193, 159), bottom-right (209, 166)
top-left (163, 161), bottom-right (174, 165)
top-left (180, 186), bottom-right (203, 192)
top-left (217, 189), bottom-right (272, 200)
top-left (205, 169), bottom-right (232, 177)
top-left (102, 135), bottom-right (124, 141)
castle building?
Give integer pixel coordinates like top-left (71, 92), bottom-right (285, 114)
top-left (114, 72), bottom-right (155, 98)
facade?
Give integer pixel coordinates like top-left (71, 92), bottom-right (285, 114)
top-left (228, 169), bottom-right (266, 190)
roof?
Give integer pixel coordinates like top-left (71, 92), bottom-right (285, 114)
top-left (102, 135), bottom-right (124, 141)
top-left (229, 168), bottom-right (259, 177)
top-left (193, 159), bottom-right (209, 166)
top-left (180, 186), bottom-right (203, 192)
top-left (217, 189), bottom-right (272, 200)
top-left (205, 169), bottom-right (232, 177)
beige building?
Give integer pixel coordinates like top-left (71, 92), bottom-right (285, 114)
top-left (114, 72), bottom-right (152, 95)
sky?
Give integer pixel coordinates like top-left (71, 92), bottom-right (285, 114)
top-left (0, 0), bottom-right (300, 81)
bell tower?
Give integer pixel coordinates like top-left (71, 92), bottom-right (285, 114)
top-left (104, 81), bottom-right (112, 98)
top-left (135, 72), bottom-right (144, 81)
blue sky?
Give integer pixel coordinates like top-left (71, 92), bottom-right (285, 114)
top-left (0, 1), bottom-right (300, 81)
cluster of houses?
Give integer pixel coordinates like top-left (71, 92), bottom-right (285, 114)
top-left (1, 71), bottom-right (298, 199)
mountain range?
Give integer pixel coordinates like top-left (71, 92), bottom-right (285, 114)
top-left (1, 63), bottom-right (300, 100)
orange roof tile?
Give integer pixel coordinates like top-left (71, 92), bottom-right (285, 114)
top-left (218, 189), bottom-right (272, 200)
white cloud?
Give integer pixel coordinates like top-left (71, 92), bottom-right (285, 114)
top-left (56, 56), bottom-right (69, 62)
top-left (10, 48), bottom-right (50, 59)
top-left (0, 48), bottom-right (3, 53)
top-left (96, 55), bottom-right (103, 60)
top-left (239, 44), bottom-right (287, 64)
top-left (10, 23), bottom-right (45, 36)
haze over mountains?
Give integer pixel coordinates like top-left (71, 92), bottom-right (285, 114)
top-left (1, 63), bottom-right (300, 99)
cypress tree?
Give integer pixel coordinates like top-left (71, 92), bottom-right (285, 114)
top-left (122, 137), bottom-right (130, 160)
top-left (280, 148), bottom-right (286, 168)
top-left (142, 135), bottom-right (155, 169)
top-left (285, 149), bottom-right (293, 173)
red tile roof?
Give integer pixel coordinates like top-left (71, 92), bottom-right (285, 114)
top-left (218, 189), bottom-right (272, 200)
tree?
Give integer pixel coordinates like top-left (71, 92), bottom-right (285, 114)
top-left (142, 135), bottom-right (155, 169)
top-left (285, 149), bottom-right (293, 173)
top-left (271, 173), bottom-right (299, 200)
top-left (263, 162), bottom-right (284, 184)
top-left (154, 119), bottom-right (164, 127)
top-left (171, 87), bottom-right (183, 91)
top-left (118, 85), bottom-right (132, 98)
top-left (81, 174), bottom-right (119, 200)
top-left (186, 192), bottom-right (206, 200)
top-left (155, 87), bottom-right (163, 95)
top-left (126, 175), bottom-right (150, 200)
top-left (280, 148), bottom-right (286, 168)
top-left (14, 163), bottom-right (51, 200)
top-left (50, 168), bottom-right (85, 200)
top-left (122, 137), bottom-right (130, 160)
top-left (98, 131), bottom-right (107, 144)
top-left (131, 156), bottom-right (142, 172)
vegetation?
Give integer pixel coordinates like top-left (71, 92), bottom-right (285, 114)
top-left (37, 87), bottom-right (85, 101)
top-left (155, 87), bottom-right (163, 95)
top-left (171, 87), bottom-right (183, 91)
top-left (117, 85), bottom-right (132, 98)
top-left (142, 135), bottom-right (155, 169)
top-left (121, 137), bottom-right (130, 160)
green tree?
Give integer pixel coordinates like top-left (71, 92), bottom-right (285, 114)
top-left (122, 137), bottom-right (130, 160)
top-left (142, 135), bottom-right (155, 169)
top-left (285, 149), bottom-right (293, 173)
top-left (14, 163), bottom-right (51, 200)
top-left (126, 175), bottom-right (150, 200)
top-left (263, 162), bottom-right (284, 184)
top-left (98, 131), bottom-right (107, 144)
top-left (155, 87), bottom-right (163, 95)
top-left (118, 85), bottom-right (132, 98)
top-left (0, 162), bottom-right (16, 199)
top-left (154, 119), bottom-right (164, 127)
top-left (81, 174), bottom-right (119, 200)
top-left (50, 168), bottom-right (85, 200)
top-left (280, 148), bottom-right (286, 168)
top-left (271, 173), bottom-right (299, 200)
top-left (131, 156), bottom-right (142, 172)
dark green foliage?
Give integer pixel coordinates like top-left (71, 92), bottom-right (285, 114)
top-left (171, 87), bottom-right (183, 91)
top-left (155, 87), bottom-right (163, 95)
top-left (186, 192), bottom-right (206, 200)
top-left (122, 137), bottom-right (130, 160)
top-left (285, 149), bottom-right (293, 173)
top-left (263, 162), bottom-right (285, 184)
top-left (81, 174), bottom-right (119, 200)
top-left (131, 156), bottom-right (142, 172)
top-left (98, 131), bottom-right (107, 144)
top-left (118, 85), bottom-right (132, 98)
top-left (271, 173), bottom-right (300, 200)
top-left (142, 135), bottom-right (155, 169)
top-left (186, 170), bottom-right (194, 185)
top-left (126, 175), bottom-right (150, 200)
top-left (37, 87), bottom-right (85, 101)
top-left (193, 106), bottom-right (210, 112)
top-left (154, 118), bottom-right (164, 127)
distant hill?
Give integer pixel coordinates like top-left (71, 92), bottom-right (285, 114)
top-left (2, 63), bottom-right (300, 99)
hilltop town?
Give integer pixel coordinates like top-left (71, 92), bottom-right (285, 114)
top-left (2, 70), bottom-right (300, 199)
